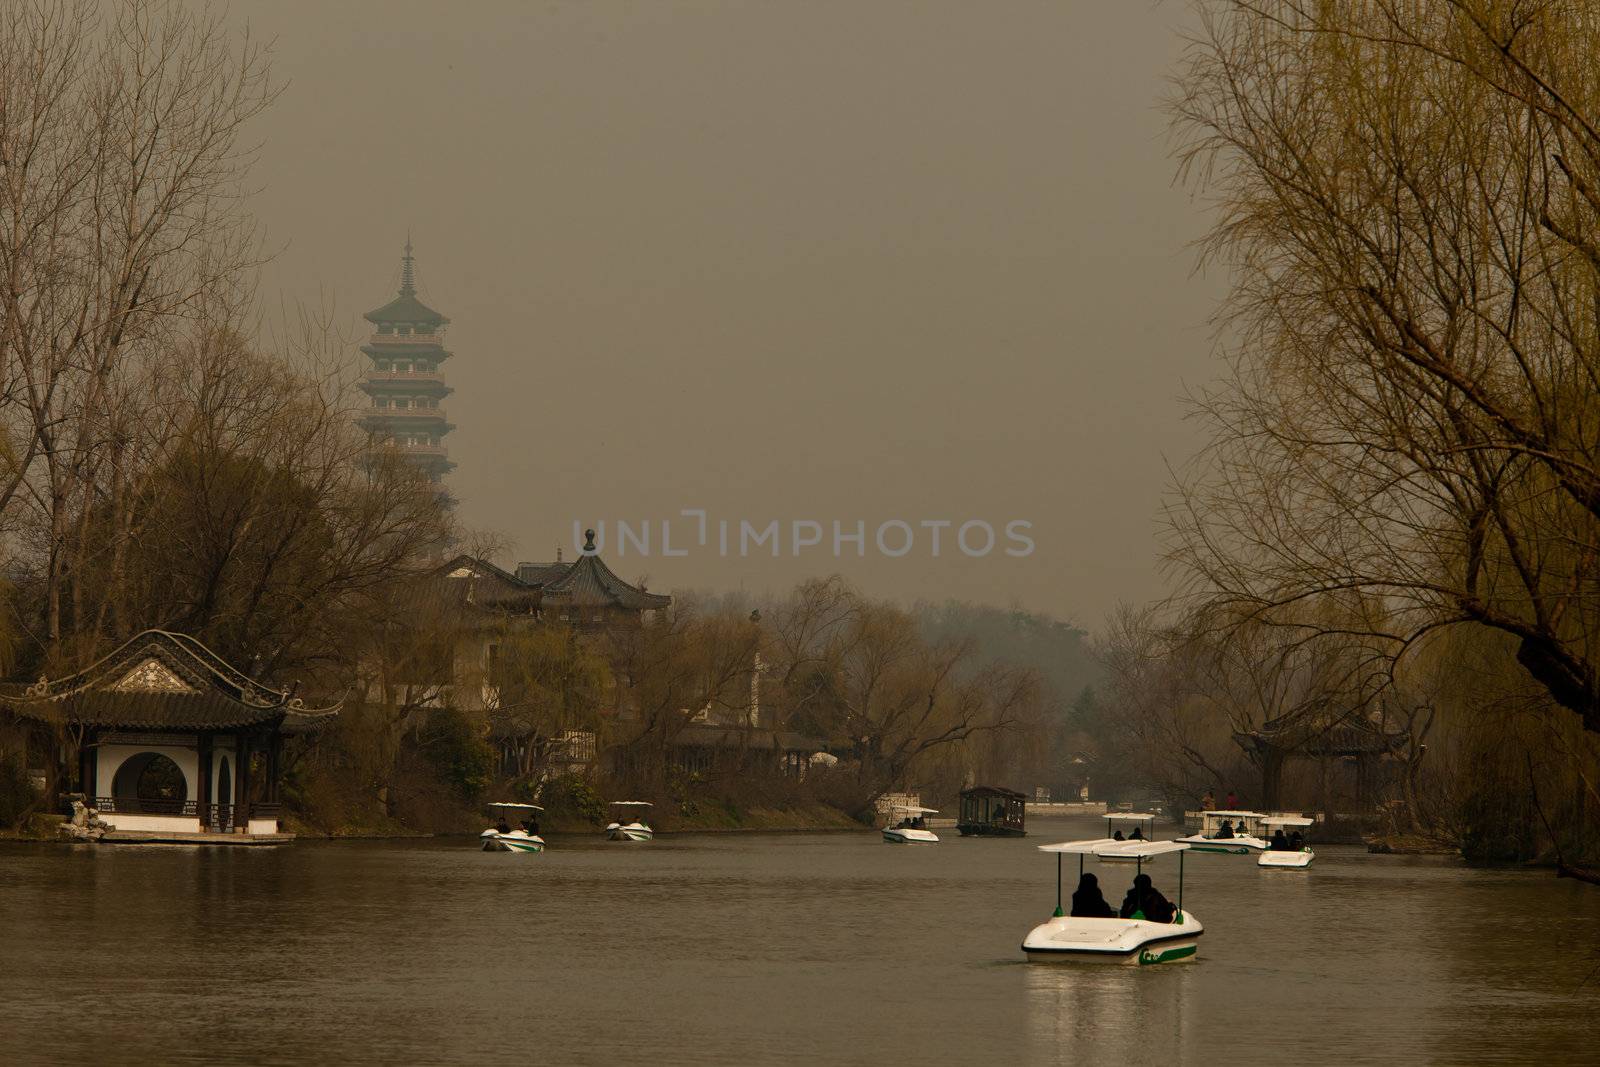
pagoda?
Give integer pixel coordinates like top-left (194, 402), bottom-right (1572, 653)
top-left (358, 240), bottom-right (456, 482)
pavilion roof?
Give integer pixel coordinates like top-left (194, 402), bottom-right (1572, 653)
top-left (539, 550), bottom-right (672, 612)
top-left (0, 630), bottom-right (340, 731)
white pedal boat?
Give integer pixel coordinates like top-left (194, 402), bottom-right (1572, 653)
top-left (882, 804), bottom-right (939, 844)
top-left (1175, 810), bottom-right (1270, 854)
top-left (1257, 816), bottom-right (1315, 868)
top-left (1022, 839), bottom-right (1201, 965)
top-left (481, 828), bottom-right (546, 853)
top-left (1099, 812), bottom-right (1160, 860)
top-left (606, 800), bottom-right (654, 841)
top-left (481, 802), bottom-right (546, 853)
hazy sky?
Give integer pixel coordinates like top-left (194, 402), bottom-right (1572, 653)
top-left (237, 1), bottom-right (1224, 627)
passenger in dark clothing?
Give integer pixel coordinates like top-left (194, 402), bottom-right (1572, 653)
top-left (1215, 820), bottom-right (1235, 839)
top-left (1119, 874), bottom-right (1175, 923)
top-left (496, 820), bottom-right (511, 834)
top-left (1129, 825), bottom-right (1145, 841)
top-left (1070, 873), bottom-right (1117, 918)
top-left (1112, 829), bottom-right (1126, 841)
top-left (1289, 830), bottom-right (1305, 850)
top-left (1271, 828), bottom-right (1289, 851)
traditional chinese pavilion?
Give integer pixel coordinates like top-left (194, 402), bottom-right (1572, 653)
top-left (0, 630), bottom-right (339, 842)
top-left (358, 240), bottom-right (456, 483)
top-left (516, 530), bottom-right (672, 629)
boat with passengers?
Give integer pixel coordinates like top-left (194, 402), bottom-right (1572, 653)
top-left (1174, 809), bottom-right (1269, 854)
top-left (605, 801), bottom-right (654, 841)
top-left (480, 802), bottom-right (546, 853)
top-left (1257, 815), bottom-right (1315, 868)
top-left (882, 805), bottom-right (939, 844)
top-left (1022, 838), bottom-right (1201, 965)
top-left (1100, 812), bottom-right (1160, 860)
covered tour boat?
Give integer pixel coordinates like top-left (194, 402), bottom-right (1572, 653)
top-left (956, 785), bottom-right (1027, 837)
top-left (1257, 815), bottom-right (1315, 868)
top-left (1175, 810), bottom-right (1270, 854)
top-left (882, 805), bottom-right (939, 844)
top-left (481, 802), bottom-right (546, 853)
top-left (1022, 839), bottom-right (1201, 965)
top-left (606, 801), bottom-right (654, 841)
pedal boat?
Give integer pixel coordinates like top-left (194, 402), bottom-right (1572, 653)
top-left (1022, 839), bottom-right (1201, 965)
top-left (1257, 815), bottom-right (1315, 868)
top-left (1174, 810), bottom-right (1270, 854)
top-left (605, 801), bottom-right (655, 841)
top-left (1099, 812), bottom-right (1161, 860)
top-left (480, 803), bottom-right (546, 853)
top-left (881, 805), bottom-right (939, 844)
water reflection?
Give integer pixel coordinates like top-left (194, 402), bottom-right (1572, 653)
top-left (1024, 964), bottom-right (1194, 1066)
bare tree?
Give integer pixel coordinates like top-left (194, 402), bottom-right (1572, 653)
top-left (0, 0), bottom-right (276, 655)
top-left (1169, 0), bottom-right (1600, 736)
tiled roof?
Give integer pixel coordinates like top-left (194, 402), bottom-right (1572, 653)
top-left (540, 553), bottom-right (672, 612)
top-left (960, 785), bottom-right (1027, 799)
top-left (0, 630), bottom-right (341, 730)
top-left (363, 292), bottom-right (449, 326)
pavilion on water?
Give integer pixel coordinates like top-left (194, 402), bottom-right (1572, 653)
top-left (0, 630), bottom-right (339, 843)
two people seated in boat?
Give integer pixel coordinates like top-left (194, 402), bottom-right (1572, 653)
top-left (1267, 827), bottom-right (1305, 851)
top-left (1069, 873), bottom-right (1176, 923)
top-left (896, 815), bottom-right (926, 830)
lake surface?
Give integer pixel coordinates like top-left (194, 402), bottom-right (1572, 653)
top-left (2, 816), bottom-right (1598, 1066)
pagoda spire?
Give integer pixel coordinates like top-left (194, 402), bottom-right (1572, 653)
top-left (400, 235), bottom-right (416, 297)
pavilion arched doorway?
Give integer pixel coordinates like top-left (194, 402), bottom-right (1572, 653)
top-left (110, 752), bottom-right (188, 814)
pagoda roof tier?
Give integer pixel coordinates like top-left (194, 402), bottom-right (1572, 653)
top-left (359, 377), bottom-right (453, 397)
top-left (364, 293), bottom-right (448, 327)
top-left (360, 340), bottom-right (452, 360)
top-left (363, 241), bottom-right (450, 326)
top-left (0, 630), bottom-right (340, 731)
top-left (358, 412), bottom-right (454, 429)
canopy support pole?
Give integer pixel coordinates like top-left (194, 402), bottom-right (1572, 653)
top-left (1178, 848), bottom-right (1185, 917)
top-left (1054, 854), bottom-right (1063, 917)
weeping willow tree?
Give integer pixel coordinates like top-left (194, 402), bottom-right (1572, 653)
top-left (1170, 0), bottom-right (1600, 738)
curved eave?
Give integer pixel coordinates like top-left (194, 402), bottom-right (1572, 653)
top-left (360, 343), bottom-right (452, 362)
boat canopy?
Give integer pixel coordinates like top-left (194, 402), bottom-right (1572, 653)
top-left (1260, 816), bottom-right (1314, 827)
top-left (1037, 838), bottom-right (1117, 854)
top-left (1103, 812), bottom-right (1158, 821)
top-left (1205, 810), bottom-right (1266, 819)
top-left (892, 805), bottom-right (939, 814)
top-left (487, 802), bottom-right (544, 810)
top-left (610, 801), bottom-right (654, 807)
top-left (1037, 838), bottom-right (1190, 859)
top-left (1098, 840), bottom-right (1190, 859)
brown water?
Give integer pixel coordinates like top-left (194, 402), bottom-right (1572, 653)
top-left (2, 816), bottom-right (1597, 1066)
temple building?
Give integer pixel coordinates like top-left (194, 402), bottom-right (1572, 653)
top-left (358, 240), bottom-right (456, 483)
top-left (0, 630), bottom-right (339, 842)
